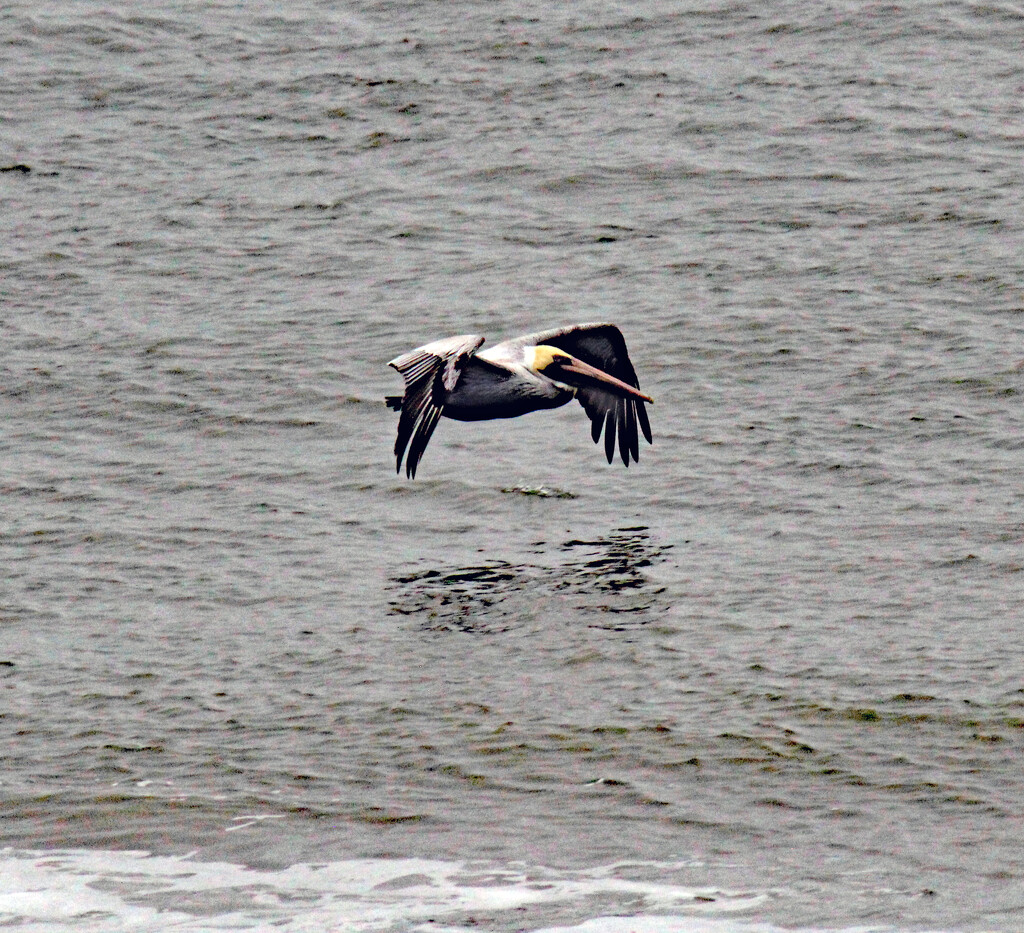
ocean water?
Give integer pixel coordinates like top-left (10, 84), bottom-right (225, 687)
top-left (2, 1), bottom-right (1023, 930)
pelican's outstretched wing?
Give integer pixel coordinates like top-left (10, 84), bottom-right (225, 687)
top-left (516, 323), bottom-right (652, 466)
top-left (387, 334), bottom-right (484, 478)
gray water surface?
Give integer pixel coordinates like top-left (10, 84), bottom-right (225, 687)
top-left (2, 2), bottom-right (1023, 930)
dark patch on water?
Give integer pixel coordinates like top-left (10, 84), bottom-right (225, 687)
top-left (388, 527), bottom-right (671, 633)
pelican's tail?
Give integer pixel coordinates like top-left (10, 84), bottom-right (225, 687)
top-left (385, 395), bottom-right (403, 411)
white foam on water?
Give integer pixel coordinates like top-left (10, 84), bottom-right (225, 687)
top-left (0, 849), bottom-right (955, 933)
top-left (501, 922), bottom-right (939, 933)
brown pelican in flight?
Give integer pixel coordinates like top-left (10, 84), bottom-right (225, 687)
top-left (386, 323), bottom-right (652, 478)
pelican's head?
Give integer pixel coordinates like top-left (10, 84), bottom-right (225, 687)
top-left (526, 344), bottom-right (653, 402)
top-left (527, 344), bottom-right (573, 374)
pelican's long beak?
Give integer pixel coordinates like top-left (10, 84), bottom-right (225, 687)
top-left (558, 355), bottom-right (653, 403)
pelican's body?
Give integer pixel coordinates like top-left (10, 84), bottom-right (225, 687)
top-left (386, 323), bottom-right (652, 478)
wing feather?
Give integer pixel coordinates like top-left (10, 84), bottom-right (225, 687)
top-left (387, 334), bottom-right (484, 478)
top-left (626, 400), bottom-right (640, 463)
top-left (618, 399), bottom-right (632, 466)
top-left (636, 395), bottom-right (653, 445)
top-left (604, 404), bottom-right (617, 465)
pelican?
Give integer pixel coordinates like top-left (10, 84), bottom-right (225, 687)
top-left (386, 323), bottom-right (653, 478)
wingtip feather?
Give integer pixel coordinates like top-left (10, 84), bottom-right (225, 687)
top-left (604, 408), bottom-right (617, 464)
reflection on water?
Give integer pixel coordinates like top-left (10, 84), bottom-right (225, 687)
top-left (389, 527), bottom-right (671, 633)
